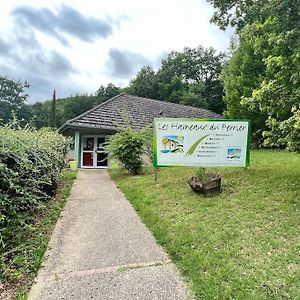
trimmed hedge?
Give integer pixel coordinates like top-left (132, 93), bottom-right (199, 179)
top-left (0, 124), bottom-right (70, 247)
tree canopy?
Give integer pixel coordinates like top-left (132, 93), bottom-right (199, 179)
top-left (0, 76), bottom-right (29, 124)
top-left (126, 46), bottom-right (226, 114)
top-left (210, 0), bottom-right (300, 150)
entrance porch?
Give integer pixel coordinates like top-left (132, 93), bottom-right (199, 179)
top-left (70, 129), bottom-right (115, 169)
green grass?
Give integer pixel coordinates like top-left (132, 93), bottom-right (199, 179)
top-left (0, 169), bottom-right (77, 300)
top-left (68, 160), bottom-right (77, 171)
top-left (110, 150), bottom-right (300, 300)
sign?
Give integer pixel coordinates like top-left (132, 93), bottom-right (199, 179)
top-left (153, 118), bottom-right (250, 168)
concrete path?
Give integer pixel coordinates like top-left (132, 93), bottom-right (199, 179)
top-left (28, 170), bottom-right (190, 300)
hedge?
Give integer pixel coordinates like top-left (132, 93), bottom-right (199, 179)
top-left (0, 124), bottom-right (70, 247)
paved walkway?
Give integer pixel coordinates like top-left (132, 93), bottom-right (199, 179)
top-left (28, 170), bottom-right (190, 300)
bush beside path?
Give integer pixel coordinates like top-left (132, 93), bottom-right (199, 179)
top-left (0, 124), bottom-right (76, 299)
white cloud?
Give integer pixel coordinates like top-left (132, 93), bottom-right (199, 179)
top-left (0, 0), bottom-right (232, 103)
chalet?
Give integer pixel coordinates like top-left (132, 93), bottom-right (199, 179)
top-left (58, 94), bottom-right (221, 168)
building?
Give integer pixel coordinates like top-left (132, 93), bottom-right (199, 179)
top-left (58, 94), bottom-right (221, 168)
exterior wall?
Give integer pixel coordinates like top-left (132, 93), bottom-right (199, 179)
top-left (74, 131), bottom-right (81, 168)
top-left (66, 149), bottom-right (75, 161)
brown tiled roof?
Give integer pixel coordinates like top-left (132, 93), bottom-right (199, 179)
top-left (60, 94), bottom-right (222, 132)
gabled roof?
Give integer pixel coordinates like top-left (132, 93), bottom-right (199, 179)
top-left (59, 94), bottom-right (222, 132)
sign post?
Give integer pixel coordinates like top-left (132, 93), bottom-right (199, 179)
top-left (153, 118), bottom-right (250, 170)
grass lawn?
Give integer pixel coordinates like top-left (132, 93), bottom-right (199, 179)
top-left (110, 150), bottom-right (300, 300)
top-left (0, 169), bottom-right (77, 300)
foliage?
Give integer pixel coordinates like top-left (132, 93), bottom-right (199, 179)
top-left (96, 83), bottom-right (121, 100)
top-left (0, 121), bottom-right (70, 250)
top-left (240, 3), bottom-right (300, 114)
top-left (0, 169), bottom-right (76, 297)
top-left (125, 66), bottom-right (159, 100)
top-left (221, 33), bottom-right (268, 143)
top-left (126, 46), bottom-right (226, 114)
top-left (195, 167), bottom-right (206, 180)
top-left (28, 94), bottom-right (103, 129)
top-left (0, 76), bottom-right (29, 124)
top-left (263, 107), bottom-right (300, 152)
top-left (140, 126), bottom-right (154, 162)
top-left (214, 0), bottom-right (300, 150)
top-left (106, 127), bottom-right (144, 175)
top-left (110, 150), bottom-right (300, 299)
top-left (206, 0), bottom-right (265, 31)
top-left (48, 90), bottom-right (57, 128)
top-left (21, 83), bottom-right (121, 129)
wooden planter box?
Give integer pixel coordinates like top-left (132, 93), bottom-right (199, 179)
top-left (188, 174), bottom-right (221, 197)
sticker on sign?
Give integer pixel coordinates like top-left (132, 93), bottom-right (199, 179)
top-left (153, 118), bottom-right (251, 168)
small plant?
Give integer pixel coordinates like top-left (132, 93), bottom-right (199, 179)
top-left (190, 167), bottom-right (221, 196)
top-left (106, 127), bottom-right (144, 175)
top-left (195, 167), bottom-right (207, 181)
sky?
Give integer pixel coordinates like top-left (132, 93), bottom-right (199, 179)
top-left (0, 0), bottom-right (232, 103)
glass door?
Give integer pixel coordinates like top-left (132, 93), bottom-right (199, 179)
top-left (96, 137), bottom-right (108, 167)
top-left (81, 136), bottom-right (108, 168)
top-left (82, 136), bottom-right (95, 167)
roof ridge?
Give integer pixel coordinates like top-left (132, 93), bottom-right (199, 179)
top-left (66, 93), bottom-right (125, 124)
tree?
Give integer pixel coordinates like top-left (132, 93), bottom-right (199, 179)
top-left (206, 0), bottom-right (263, 31)
top-left (126, 46), bottom-right (226, 113)
top-left (125, 66), bottom-right (159, 99)
top-left (49, 90), bottom-right (57, 128)
top-left (209, 0), bottom-right (300, 150)
top-left (29, 102), bottom-right (51, 128)
top-left (96, 83), bottom-right (121, 101)
top-left (221, 33), bottom-right (268, 140)
top-left (244, 1), bottom-right (300, 150)
top-left (157, 46), bottom-right (226, 113)
top-left (27, 83), bottom-right (122, 129)
top-left (0, 76), bottom-right (29, 124)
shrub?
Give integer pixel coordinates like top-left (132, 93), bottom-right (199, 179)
top-left (140, 126), bottom-right (153, 162)
top-left (0, 122), bottom-right (70, 247)
top-left (106, 127), bottom-right (144, 175)
top-left (263, 106), bottom-right (300, 153)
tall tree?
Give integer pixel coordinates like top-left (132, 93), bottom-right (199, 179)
top-left (208, 0), bottom-right (300, 150)
top-left (0, 76), bottom-right (29, 124)
top-left (126, 46), bottom-right (226, 113)
top-left (221, 33), bottom-right (267, 139)
top-left (157, 46), bottom-right (226, 113)
top-left (125, 66), bottom-right (159, 99)
top-left (96, 83), bottom-right (121, 101)
top-left (27, 83), bottom-right (121, 129)
top-left (206, 0), bottom-right (263, 30)
top-left (49, 89), bottom-right (57, 128)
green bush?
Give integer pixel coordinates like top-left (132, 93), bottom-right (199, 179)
top-left (0, 122), bottom-right (70, 247)
top-left (263, 107), bottom-right (300, 153)
top-left (106, 127), bottom-right (144, 175)
top-left (140, 126), bottom-right (153, 162)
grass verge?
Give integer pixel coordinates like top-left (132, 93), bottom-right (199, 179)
top-left (0, 168), bottom-right (77, 300)
top-left (110, 150), bottom-right (300, 300)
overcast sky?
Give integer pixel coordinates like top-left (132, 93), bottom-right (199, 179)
top-left (0, 0), bottom-right (232, 103)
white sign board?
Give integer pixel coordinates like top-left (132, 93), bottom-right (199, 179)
top-left (153, 118), bottom-right (250, 168)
